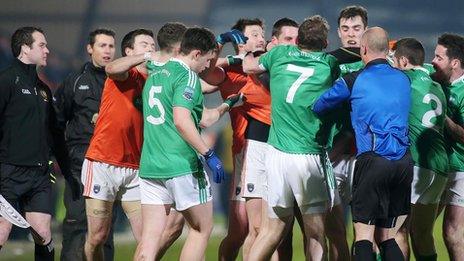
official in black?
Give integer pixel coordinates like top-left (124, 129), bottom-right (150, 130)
top-left (53, 28), bottom-right (116, 261)
top-left (0, 26), bottom-right (80, 261)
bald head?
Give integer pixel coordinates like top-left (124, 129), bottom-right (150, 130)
top-left (361, 27), bottom-right (389, 54)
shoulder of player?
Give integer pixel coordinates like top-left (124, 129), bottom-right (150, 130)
top-left (171, 63), bottom-right (200, 87)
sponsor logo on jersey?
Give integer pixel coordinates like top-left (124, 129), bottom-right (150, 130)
top-left (182, 87), bottom-right (194, 101)
top-left (93, 184), bottom-right (101, 194)
top-left (247, 183), bottom-right (254, 192)
top-left (78, 85), bottom-right (90, 90)
top-left (22, 89), bottom-right (31, 95)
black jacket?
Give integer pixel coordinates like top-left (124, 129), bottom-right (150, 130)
top-left (0, 59), bottom-right (70, 172)
top-left (53, 62), bottom-right (106, 149)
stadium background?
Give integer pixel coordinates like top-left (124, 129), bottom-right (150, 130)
top-left (0, 0), bottom-right (463, 260)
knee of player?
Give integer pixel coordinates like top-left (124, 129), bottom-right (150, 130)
top-left (33, 229), bottom-right (52, 244)
top-left (88, 229), bottom-right (110, 245)
top-left (442, 226), bottom-right (462, 244)
top-left (165, 225), bottom-right (183, 241)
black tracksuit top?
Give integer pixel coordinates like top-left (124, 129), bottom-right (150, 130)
top-left (0, 59), bottom-right (69, 170)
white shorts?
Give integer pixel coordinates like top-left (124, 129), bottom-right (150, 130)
top-left (332, 155), bottom-right (356, 205)
top-left (266, 146), bottom-right (328, 218)
top-left (442, 171), bottom-right (464, 207)
top-left (229, 151), bottom-right (245, 202)
top-left (411, 166), bottom-right (447, 205)
top-left (140, 172), bottom-right (212, 211)
top-left (242, 140), bottom-right (268, 199)
top-left (81, 159), bottom-right (140, 202)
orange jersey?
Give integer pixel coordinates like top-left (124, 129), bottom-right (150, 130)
top-left (219, 65), bottom-right (248, 155)
top-left (241, 74), bottom-right (271, 125)
top-left (86, 68), bottom-right (146, 169)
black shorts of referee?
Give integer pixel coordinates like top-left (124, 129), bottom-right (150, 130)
top-left (351, 151), bottom-right (413, 228)
top-left (0, 163), bottom-right (53, 214)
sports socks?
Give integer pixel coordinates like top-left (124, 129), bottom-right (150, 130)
top-left (379, 238), bottom-right (404, 261)
top-left (352, 240), bottom-right (374, 261)
top-left (35, 238), bottom-right (54, 261)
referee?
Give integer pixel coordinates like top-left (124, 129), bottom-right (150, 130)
top-left (0, 27), bottom-right (80, 260)
top-left (313, 27), bottom-right (413, 261)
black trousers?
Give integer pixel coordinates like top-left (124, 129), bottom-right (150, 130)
top-left (60, 145), bottom-right (116, 261)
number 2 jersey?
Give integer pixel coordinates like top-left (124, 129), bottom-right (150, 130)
top-left (258, 45), bottom-right (340, 154)
top-left (406, 68), bottom-right (448, 176)
top-left (140, 58), bottom-right (204, 178)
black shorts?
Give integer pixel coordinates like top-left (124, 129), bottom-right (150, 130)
top-left (351, 151), bottom-right (413, 228)
top-left (0, 163), bottom-right (52, 214)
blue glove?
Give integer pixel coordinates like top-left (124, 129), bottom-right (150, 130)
top-left (203, 149), bottom-right (225, 183)
top-left (217, 29), bottom-right (248, 45)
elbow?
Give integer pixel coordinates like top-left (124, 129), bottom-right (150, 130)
top-left (173, 117), bottom-right (184, 132)
top-left (105, 63), bottom-right (116, 76)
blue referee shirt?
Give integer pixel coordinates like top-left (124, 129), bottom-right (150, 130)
top-left (313, 59), bottom-right (411, 160)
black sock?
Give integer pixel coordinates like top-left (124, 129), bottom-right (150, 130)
top-left (35, 239), bottom-right (54, 261)
top-left (352, 240), bottom-right (374, 261)
top-left (379, 238), bottom-right (404, 261)
top-left (416, 253), bottom-right (437, 261)
top-left (0, 245), bottom-right (2, 251)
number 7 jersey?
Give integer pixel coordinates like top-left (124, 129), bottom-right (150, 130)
top-left (140, 58), bottom-right (204, 178)
top-left (258, 45), bottom-right (340, 154)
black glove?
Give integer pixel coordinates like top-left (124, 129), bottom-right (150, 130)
top-left (223, 93), bottom-right (245, 109)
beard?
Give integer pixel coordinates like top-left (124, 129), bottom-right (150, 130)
top-left (431, 64), bottom-right (451, 85)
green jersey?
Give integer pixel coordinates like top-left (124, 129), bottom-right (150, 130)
top-left (339, 60), bottom-right (364, 75)
top-left (258, 45), bottom-right (340, 154)
top-left (140, 58), bottom-right (204, 178)
top-left (445, 74), bottom-right (464, 172)
top-left (406, 68), bottom-right (448, 176)
top-left (423, 63), bottom-right (436, 75)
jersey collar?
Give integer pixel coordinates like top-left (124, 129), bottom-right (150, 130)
top-left (171, 58), bottom-right (191, 71)
top-left (451, 73), bottom-right (464, 86)
top-left (365, 58), bottom-right (389, 68)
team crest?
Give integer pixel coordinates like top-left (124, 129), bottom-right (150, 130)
top-left (39, 90), bottom-right (48, 102)
top-left (182, 87), bottom-right (194, 101)
top-left (93, 184), bottom-right (101, 194)
top-left (235, 186), bottom-right (241, 196)
top-left (91, 113), bottom-right (99, 124)
top-left (247, 183), bottom-right (254, 193)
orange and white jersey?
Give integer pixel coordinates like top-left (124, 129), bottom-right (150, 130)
top-left (241, 74), bottom-right (271, 125)
top-left (218, 65), bottom-right (249, 155)
top-left (86, 68), bottom-right (146, 169)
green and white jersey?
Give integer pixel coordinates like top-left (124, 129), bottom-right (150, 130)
top-left (145, 59), bottom-right (157, 73)
top-left (445, 74), bottom-right (464, 172)
top-left (339, 60), bottom-right (364, 76)
top-left (140, 58), bottom-right (204, 178)
top-left (423, 63), bottom-right (435, 75)
top-left (258, 45), bottom-right (340, 154)
top-left (406, 68), bottom-right (448, 176)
